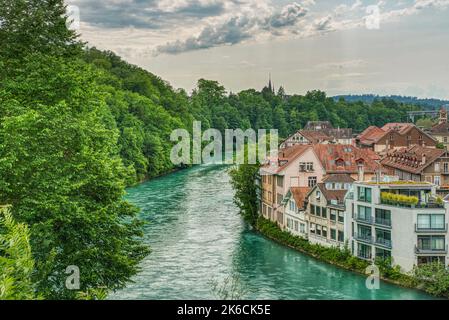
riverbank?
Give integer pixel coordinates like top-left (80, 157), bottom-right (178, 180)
top-left (255, 217), bottom-right (448, 299)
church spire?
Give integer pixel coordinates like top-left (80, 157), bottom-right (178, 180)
top-left (268, 73), bottom-right (273, 93)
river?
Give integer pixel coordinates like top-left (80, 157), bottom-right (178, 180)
top-left (110, 165), bottom-right (435, 300)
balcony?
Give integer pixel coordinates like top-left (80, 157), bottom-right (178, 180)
top-left (380, 199), bottom-right (444, 209)
top-left (354, 233), bottom-right (374, 244)
top-left (415, 223), bottom-right (448, 233)
top-left (353, 213), bottom-right (373, 225)
top-left (415, 245), bottom-right (448, 254)
top-left (357, 250), bottom-right (372, 260)
top-left (375, 238), bottom-right (392, 249)
top-left (374, 217), bottom-right (392, 228)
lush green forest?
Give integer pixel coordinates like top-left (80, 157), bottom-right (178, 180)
top-left (0, 1), bottom-right (424, 300)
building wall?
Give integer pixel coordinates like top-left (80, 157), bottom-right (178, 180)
top-left (347, 183), bottom-right (449, 272)
top-left (377, 127), bottom-right (436, 150)
top-left (284, 199), bottom-right (307, 238)
top-left (306, 188), bottom-right (345, 248)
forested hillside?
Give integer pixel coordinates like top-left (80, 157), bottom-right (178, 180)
top-left (0, 0), bottom-right (424, 299)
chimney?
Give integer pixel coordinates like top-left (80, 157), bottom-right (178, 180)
top-left (358, 163), bottom-right (365, 182)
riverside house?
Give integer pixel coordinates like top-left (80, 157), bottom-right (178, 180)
top-left (280, 121), bottom-right (353, 148)
top-left (345, 180), bottom-right (449, 272)
top-left (356, 123), bottom-right (437, 154)
top-left (260, 145), bottom-right (324, 224)
top-left (305, 174), bottom-right (355, 248)
top-left (430, 107), bottom-right (449, 150)
top-left (260, 143), bottom-right (382, 227)
top-left (282, 187), bottom-right (310, 238)
top-left (380, 146), bottom-right (449, 197)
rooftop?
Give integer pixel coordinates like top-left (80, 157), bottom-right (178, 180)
top-left (380, 145), bottom-right (445, 174)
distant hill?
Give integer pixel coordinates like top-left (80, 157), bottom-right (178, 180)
top-left (333, 94), bottom-right (449, 110)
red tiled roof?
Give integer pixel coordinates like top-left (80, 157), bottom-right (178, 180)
top-left (312, 144), bottom-right (381, 174)
top-left (381, 123), bottom-right (414, 134)
top-left (290, 187), bottom-right (311, 209)
top-left (431, 122), bottom-right (449, 134)
top-left (380, 145), bottom-right (445, 174)
top-left (357, 126), bottom-right (387, 146)
top-left (316, 184), bottom-right (348, 204)
top-left (261, 144), bottom-right (311, 174)
top-left (300, 130), bottom-right (332, 144)
top-left (323, 174), bottom-right (356, 183)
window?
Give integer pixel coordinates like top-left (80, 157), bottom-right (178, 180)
top-left (322, 227), bottom-right (328, 238)
top-left (277, 193), bottom-right (283, 205)
top-left (434, 176), bottom-right (441, 186)
top-left (268, 191), bottom-right (272, 202)
top-left (338, 211), bottom-right (344, 223)
top-left (300, 162), bottom-right (314, 172)
top-left (376, 248), bottom-right (391, 260)
top-left (357, 225), bottom-right (371, 240)
top-left (357, 187), bottom-right (372, 203)
top-left (308, 176), bottom-right (317, 187)
top-left (321, 207), bottom-right (327, 218)
top-left (445, 137), bottom-right (448, 143)
top-left (289, 200), bottom-right (297, 212)
top-left (316, 206), bottom-right (321, 217)
top-left (287, 218), bottom-right (292, 229)
top-left (338, 230), bottom-right (344, 242)
top-left (330, 209), bottom-right (336, 222)
top-left (310, 223), bottom-right (316, 234)
top-left (417, 214), bottom-right (445, 230)
top-left (330, 229), bottom-right (337, 240)
top-left (435, 163), bottom-right (441, 173)
top-left (316, 191), bottom-right (321, 200)
top-left (300, 223), bottom-right (305, 233)
top-left (294, 221), bottom-right (299, 232)
top-left (316, 225), bottom-right (322, 236)
top-left (375, 208), bottom-right (391, 227)
top-left (444, 163), bottom-right (449, 173)
top-left (418, 236), bottom-right (445, 251)
top-left (357, 205), bottom-right (372, 221)
top-left (277, 176), bottom-right (284, 187)
top-left (375, 229), bottom-right (391, 246)
top-left (358, 243), bottom-right (371, 259)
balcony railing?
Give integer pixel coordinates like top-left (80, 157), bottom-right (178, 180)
top-left (375, 217), bottom-right (392, 228)
top-left (357, 251), bottom-right (372, 260)
top-left (375, 238), bottom-right (392, 249)
top-left (354, 233), bottom-right (374, 244)
top-left (380, 199), bottom-right (444, 209)
top-left (415, 245), bottom-right (448, 254)
top-left (353, 213), bottom-right (373, 225)
top-left (415, 223), bottom-right (448, 233)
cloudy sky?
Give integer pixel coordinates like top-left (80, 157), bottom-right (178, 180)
top-left (67, 0), bottom-right (449, 99)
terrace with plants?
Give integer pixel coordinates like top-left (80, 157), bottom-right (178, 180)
top-left (380, 191), bottom-right (444, 209)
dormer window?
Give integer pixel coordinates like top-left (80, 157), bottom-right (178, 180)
top-left (336, 158), bottom-right (345, 167)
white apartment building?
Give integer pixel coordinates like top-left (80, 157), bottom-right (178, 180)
top-left (345, 180), bottom-right (449, 272)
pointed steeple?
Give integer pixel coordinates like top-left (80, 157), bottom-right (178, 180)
top-left (268, 73), bottom-right (273, 93)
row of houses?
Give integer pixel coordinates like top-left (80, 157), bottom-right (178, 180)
top-left (258, 115), bottom-right (449, 272)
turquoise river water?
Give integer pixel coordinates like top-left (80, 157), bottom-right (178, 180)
top-left (110, 165), bottom-right (436, 300)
